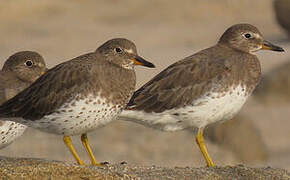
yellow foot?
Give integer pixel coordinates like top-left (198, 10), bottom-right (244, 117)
top-left (195, 128), bottom-right (215, 167)
top-left (63, 136), bottom-right (84, 165)
top-left (90, 161), bottom-right (109, 167)
top-left (81, 133), bottom-right (102, 166)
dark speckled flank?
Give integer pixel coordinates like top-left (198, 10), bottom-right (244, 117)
top-left (0, 38), bottom-right (155, 122)
top-left (127, 24), bottom-right (284, 113)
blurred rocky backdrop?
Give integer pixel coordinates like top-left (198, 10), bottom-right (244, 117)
top-left (0, 0), bottom-right (290, 171)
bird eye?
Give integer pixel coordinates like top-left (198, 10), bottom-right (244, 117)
top-left (243, 33), bottom-right (252, 39)
top-left (115, 47), bottom-right (123, 53)
top-left (25, 60), bottom-right (33, 67)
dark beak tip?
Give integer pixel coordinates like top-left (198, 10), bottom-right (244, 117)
top-left (148, 63), bottom-right (156, 68)
top-left (272, 47), bottom-right (285, 52)
top-left (135, 56), bottom-right (156, 68)
top-left (278, 48), bottom-right (285, 52)
top-left (263, 40), bottom-right (285, 52)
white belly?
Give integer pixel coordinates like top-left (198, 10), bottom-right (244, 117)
top-left (0, 120), bottom-right (27, 149)
top-left (20, 94), bottom-right (121, 136)
top-left (120, 84), bottom-right (249, 131)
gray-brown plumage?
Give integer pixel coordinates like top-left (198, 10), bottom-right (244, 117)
top-left (0, 51), bottom-right (46, 103)
top-left (0, 38), bottom-right (155, 165)
top-left (273, 0), bottom-right (290, 38)
top-left (0, 51), bottom-right (46, 149)
top-left (127, 45), bottom-right (260, 113)
top-left (126, 24), bottom-right (283, 113)
top-left (120, 24), bottom-right (284, 167)
top-left (0, 53), bottom-right (135, 120)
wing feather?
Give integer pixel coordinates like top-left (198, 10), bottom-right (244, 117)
top-left (127, 49), bottom-right (229, 113)
top-left (0, 53), bottom-right (103, 120)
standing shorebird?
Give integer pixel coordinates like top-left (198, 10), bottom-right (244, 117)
top-left (0, 51), bottom-right (46, 149)
top-left (120, 24), bottom-right (284, 167)
top-left (0, 38), bottom-right (155, 165)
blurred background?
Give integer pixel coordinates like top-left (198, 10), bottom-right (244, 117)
top-left (1, 0), bottom-right (290, 170)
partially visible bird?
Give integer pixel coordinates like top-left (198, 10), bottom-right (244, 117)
top-left (0, 51), bottom-right (46, 149)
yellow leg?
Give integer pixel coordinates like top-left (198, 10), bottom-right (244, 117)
top-left (63, 136), bottom-right (84, 165)
top-left (81, 133), bottom-right (102, 166)
top-left (195, 128), bottom-right (215, 167)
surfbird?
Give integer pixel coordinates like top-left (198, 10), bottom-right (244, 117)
top-left (0, 38), bottom-right (155, 165)
top-left (120, 24), bottom-right (284, 167)
top-left (0, 51), bottom-right (46, 149)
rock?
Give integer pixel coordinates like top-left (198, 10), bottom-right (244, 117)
top-left (205, 114), bottom-right (268, 164)
top-left (0, 156), bottom-right (288, 179)
top-left (253, 60), bottom-right (290, 104)
top-left (273, 0), bottom-right (290, 38)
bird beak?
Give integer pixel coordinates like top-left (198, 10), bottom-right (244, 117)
top-left (131, 55), bottom-right (155, 68)
top-left (41, 68), bottom-right (48, 75)
top-left (261, 40), bottom-right (284, 52)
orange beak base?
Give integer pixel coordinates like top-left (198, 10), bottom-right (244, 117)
top-left (132, 56), bottom-right (155, 68)
top-left (261, 40), bottom-right (284, 52)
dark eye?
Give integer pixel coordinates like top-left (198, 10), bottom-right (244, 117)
top-left (25, 60), bottom-right (33, 67)
top-left (115, 47), bottom-right (122, 53)
top-left (244, 33), bottom-right (252, 39)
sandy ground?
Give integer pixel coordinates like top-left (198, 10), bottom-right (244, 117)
top-left (1, 156), bottom-right (289, 180)
top-left (1, 0), bottom-right (290, 171)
